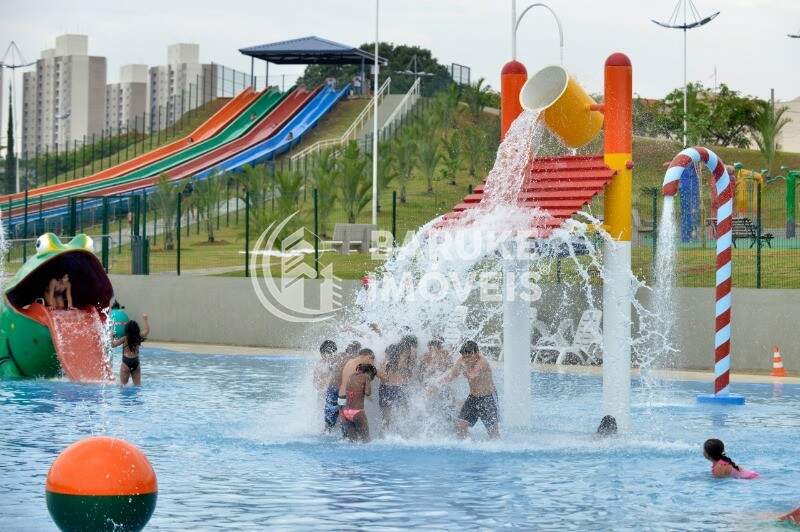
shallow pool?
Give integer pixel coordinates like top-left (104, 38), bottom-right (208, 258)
top-left (1, 348), bottom-right (799, 531)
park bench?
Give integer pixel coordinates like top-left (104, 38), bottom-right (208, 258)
top-left (325, 223), bottom-right (377, 254)
top-left (708, 217), bottom-right (773, 248)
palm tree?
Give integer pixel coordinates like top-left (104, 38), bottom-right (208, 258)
top-left (192, 172), bottom-right (223, 242)
top-left (462, 78), bottom-right (492, 122)
top-left (338, 141), bottom-right (371, 223)
top-left (416, 119), bottom-right (441, 193)
top-left (440, 131), bottom-right (463, 186)
top-left (150, 173), bottom-right (179, 250)
top-left (463, 125), bottom-right (486, 178)
top-left (311, 148), bottom-right (339, 237)
top-left (377, 139), bottom-right (398, 212)
top-left (391, 132), bottom-right (418, 203)
top-left (432, 83), bottom-right (460, 125)
top-left (750, 101), bottom-right (791, 174)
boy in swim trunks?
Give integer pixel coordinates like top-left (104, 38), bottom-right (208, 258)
top-left (342, 362), bottom-right (377, 442)
top-left (313, 340), bottom-right (340, 431)
top-left (437, 340), bottom-right (499, 439)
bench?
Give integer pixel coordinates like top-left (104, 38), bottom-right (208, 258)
top-left (324, 223), bottom-right (377, 255)
top-left (708, 217), bottom-right (773, 248)
top-left (632, 208), bottom-right (654, 245)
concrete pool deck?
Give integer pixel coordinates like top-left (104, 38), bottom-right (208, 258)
top-left (149, 341), bottom-right (800, 384)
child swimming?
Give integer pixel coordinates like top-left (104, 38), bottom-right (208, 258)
top-left (703, 438), bottom-right (759, 479)
top-left (112, 314), bottom-right (150, 386)
top-left (342, 362), bottom-right (378, 443)
top-left (313, 340), bottom-right (340, 431)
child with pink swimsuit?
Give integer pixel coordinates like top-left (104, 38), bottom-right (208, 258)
top-left (703, 438), bottom-right (760, 479)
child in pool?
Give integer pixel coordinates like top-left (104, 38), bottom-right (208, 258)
top-left (342, 363), bottom-right (377, 443)
top-left (703, 438), bottom-right (759, 479)
top-left (112, 314), bottom-right (149, 386)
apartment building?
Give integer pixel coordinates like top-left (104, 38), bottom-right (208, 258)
top-left (105, 64), bottom-right (148, 133)
top-left (20, 34), bottom-right (106, 155)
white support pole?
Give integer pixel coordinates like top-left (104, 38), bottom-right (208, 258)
top-left (371, 0), bottom-right (380, 227)
top-left (601, 240), bottom-right (632, 430)
top-left (503, 256), bottom-right (532, 428)
top-left (511, 0), bottom-right (518, 60)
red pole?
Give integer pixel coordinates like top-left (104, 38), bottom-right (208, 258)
top-left (500, 60), bottom-right (528, 139)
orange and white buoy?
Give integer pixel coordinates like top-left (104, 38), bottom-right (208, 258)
top-left (771, 346), bottom-right (786, 377)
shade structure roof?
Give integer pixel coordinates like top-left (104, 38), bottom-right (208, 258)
top-left (440, 155), bottom-right (616, 236)
top-left (239, 36), bottom-right (388, 65)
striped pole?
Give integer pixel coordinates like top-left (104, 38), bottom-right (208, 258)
top-left (662, 147), bottom-right (742, 403)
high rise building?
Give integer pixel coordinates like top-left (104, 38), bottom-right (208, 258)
top-left (20, 34), bottom-right (107, 156)
top-left (148, 43), bottom-right (251, 131)
top-left (105, 64), bottom-right (148, 133)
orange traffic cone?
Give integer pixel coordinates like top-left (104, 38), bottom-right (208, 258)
top-left (771, 346), bottom-right (786, 377)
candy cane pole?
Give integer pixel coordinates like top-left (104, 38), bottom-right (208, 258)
top-left (662, 147), bottom-right (744, 404)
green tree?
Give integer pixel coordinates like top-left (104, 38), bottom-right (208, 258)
top-left (462, 78), bottom-right (493, 122)
top-left (5, 88), bottom-right (16, 194)
top-left (338, 141), bottom-right (371, 223)
top-left (463, 125), bottom-right (486, 178)
top-left (377, 139), bottom-right (397, 212)
top-left (440, 131), bottom-right (462, 186)
top-left (415, 118), bottom-right (441, 193)
top-left (750, 101), bottom-right (791, 174)
top-left (391, 132), bottom-right (418, 203)
top-left (151, 173), bottom-right (179, 250)
top-left (192, 172), bottom-right (224, 242)
top-left (311, 148), bottom-right (339, 237)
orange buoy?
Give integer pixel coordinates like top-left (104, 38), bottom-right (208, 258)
top-left (771, 345), bottom-right (786, 377)
top-left (46, 436), bottom-right (157, 531)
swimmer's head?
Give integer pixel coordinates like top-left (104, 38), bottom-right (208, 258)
top-left (459, 340), bottom-right (479, 357)
top-left (345, 341), bottom-right (362, 357)
top-left (399, 335), bottom-right (418, 353)
top-left (319, 340), bottom-right (337, 359)
top-left (428, 337), bottom-right (444, 350)
top-left (703, 438), bottom-right (725, 461)
top-left (358, 348), bottom-right (375, 361)
top-left (597, 415), bottom-right (618, 436)
top-left (356, 363), bottom-right (377, 380)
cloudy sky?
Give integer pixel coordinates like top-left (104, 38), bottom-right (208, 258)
top-left (2, 0), bottom-right (799, 101)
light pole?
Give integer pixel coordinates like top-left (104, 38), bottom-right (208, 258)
top-left (371, 0), bottom-right (379, 226)
top-left (652, 0), bottom-right (719, 147)
top-left (512, 1), bottom-right (564, 65)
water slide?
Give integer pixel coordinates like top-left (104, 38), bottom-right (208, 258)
top-left (3, 88), bottom-right (258, 206)
top-left (8, 85), bottom-right (349, 223)
top-left (75, 85), bottom-right (323, 198)
top-left (47, 307), bottom-right (111, 382)
top-left (9, 88), bottom-right (285, 219)
top-left (191, 84), bottom-right (351, 181)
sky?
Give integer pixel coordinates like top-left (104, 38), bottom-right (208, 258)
top-left (1, 0), bottom-right (799, 109)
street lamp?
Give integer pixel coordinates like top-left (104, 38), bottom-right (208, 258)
top-left (652, 0), bottom-right (720, 147)
top-left (512, 1), bottom-right (564, 65)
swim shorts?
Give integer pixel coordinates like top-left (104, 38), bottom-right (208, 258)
top-left (324, 387), bottom-right (339, 429)
top-left (458, 393), bottom-right (498, 429)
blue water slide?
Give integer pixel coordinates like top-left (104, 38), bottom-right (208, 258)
top-left (193, 84), bottom-right (350, 180)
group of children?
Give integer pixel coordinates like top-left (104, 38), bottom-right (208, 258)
top-left (314, 335), bottom-right (500, 442)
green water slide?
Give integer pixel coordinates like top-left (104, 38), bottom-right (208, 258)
top-left (13, 89), bottom-right (285, 208)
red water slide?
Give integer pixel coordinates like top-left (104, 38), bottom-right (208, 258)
top-left (2, 88), bottom-right (258, 204)
top-left (58, 85), bottom-right (320, 199)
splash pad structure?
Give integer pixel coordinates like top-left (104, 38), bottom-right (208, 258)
top-left (446, 53), bottom-right (634, 427)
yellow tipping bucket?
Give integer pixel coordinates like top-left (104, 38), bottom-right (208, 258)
top-left (519, 65), bottom-right (603, 148)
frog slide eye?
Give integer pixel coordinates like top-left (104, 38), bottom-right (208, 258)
top-left (67, 234), bottom-right (95, 253)
top-left (35, 233), bottom-right (64, 255)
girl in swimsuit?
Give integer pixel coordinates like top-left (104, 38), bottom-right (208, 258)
top-left (342, 363), bottom-right (377, 443)
top-left (112, 314), bottom-right (150, 386)
top-left (703, 438), bottom-right (759, 479)
top-left (45, 274), bottom-right (73, 310)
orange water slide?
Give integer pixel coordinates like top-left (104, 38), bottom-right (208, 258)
top-left (4, 88), bottom-right (257, 203)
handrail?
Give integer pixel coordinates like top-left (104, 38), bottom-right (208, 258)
top-left (381, 77), bottom-right (420, 134)
top-left (290, 77), bottom-right (392, 161)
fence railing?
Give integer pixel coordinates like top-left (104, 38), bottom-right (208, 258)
top-left (290, 77), bottom-right (392, 162)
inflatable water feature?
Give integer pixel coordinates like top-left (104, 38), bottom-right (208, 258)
top-left (46, 436), bottom-right (157, 532)
top-left (0, 233), bottom-right (114, 381)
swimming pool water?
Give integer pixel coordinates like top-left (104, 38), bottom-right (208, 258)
top-left (1, 348), bottom-right (799, 531)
